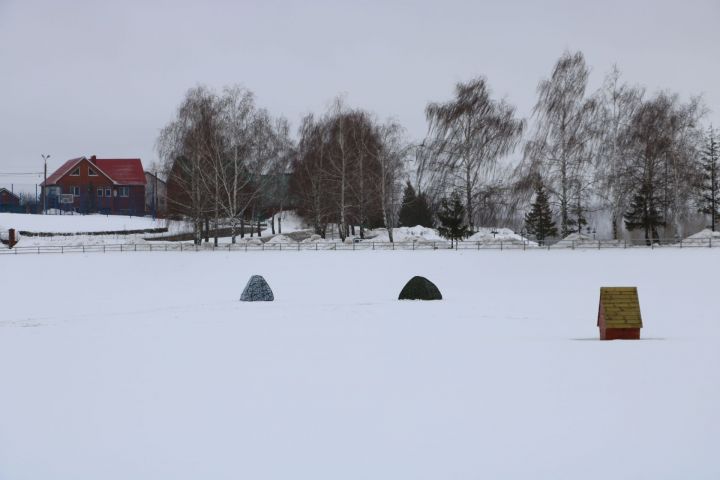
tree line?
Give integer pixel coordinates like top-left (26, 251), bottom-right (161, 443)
top-left (158, 51), bottom-right (717, 244)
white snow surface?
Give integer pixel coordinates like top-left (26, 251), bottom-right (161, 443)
top-left (2, 250), bottom-right (720, 479)
top-left (265, 234), bottom-right (297, 245)
top-left (683, 228), bottom-right (720, 244)
top-left (366, 225), bottom-right (443, 243)
top-left (0, 212), bottom-right (165, 233)
top-left (467, 227), bottom-right (535, 245)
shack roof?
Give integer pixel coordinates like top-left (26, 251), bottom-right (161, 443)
top-left (598, 287), bottom-right (642, 328)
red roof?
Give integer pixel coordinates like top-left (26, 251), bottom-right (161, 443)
top-left (93, 158), bottom-right (146, 185)
top-left (43, 156), bottom-right (146, 186)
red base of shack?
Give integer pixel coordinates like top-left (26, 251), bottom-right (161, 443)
top-left (600, 327), bottom-right (640, 340)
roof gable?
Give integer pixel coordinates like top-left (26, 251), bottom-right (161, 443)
top-left (598, 287), bottom-right (642, 328)
top-left (42, 157), bottom-right (85, 186)
top-left (0, 187), bottom-right (20, 200)
top-left (42, 156), bottom-right (146, 186)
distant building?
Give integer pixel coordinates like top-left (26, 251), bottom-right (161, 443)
top-left (144, 171), bottom-right (167, 217)
top-left (0, 187), bottom-right (21, 211)
top-left (41, 156), bottom-right (146, 216)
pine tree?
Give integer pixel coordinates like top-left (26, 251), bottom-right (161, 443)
top-left (437, 191), bottom-right (470, 248)
top-left (698, 126), bottom-right (719, 231)
top-left (398, 181), bottom-right (434, 227)
top-left (398, 182), bottom-right (418, 226)
top-left (524, 184), bottom-right (558, 246)
top-left (624, 182), bottom-right (665, 245)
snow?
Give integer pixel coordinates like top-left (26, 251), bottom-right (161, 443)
top-left (262, 210), bottom-right (307, 237)
top-left (365, 225), bottom-right (443, 243)
top-left (265, 234), bottom-right (297, 245)
top-left (0, 212), bottom-right (165, 233)
top-left (467, 227), bottom-right (535, 246)
top-left (1, 249), bottom-right (719, 479)
top-left (682, 228), bottom-right (720, 246)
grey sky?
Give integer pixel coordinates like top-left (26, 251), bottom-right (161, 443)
top-left (1, 0), bottom-right (718, 191)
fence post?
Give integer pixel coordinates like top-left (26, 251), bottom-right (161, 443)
top-left (500, 241), bottom-right (503, 251)
top-left (62, 246), bottom-right (64, 254)
top-left (181, 243), bottom-right (183, 252)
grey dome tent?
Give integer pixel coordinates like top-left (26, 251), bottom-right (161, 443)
top-left (240, 275), bottom-right (274, 302)
top-left (398, 276), bottom-right (442, 300)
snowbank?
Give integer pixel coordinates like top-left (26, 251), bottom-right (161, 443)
top-left (682, 228), bottom-right (720, 246)
top-left (467, 227), bottom-right (536, 246)
top-left (265, 234), bottom-right (297, 245)
top-left (365, 225), bottom-right (443, 243)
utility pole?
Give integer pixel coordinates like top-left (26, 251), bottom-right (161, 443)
top-left (41, 154), bottom-right (50, 214)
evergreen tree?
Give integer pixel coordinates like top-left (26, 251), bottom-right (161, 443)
top-left (698, 126), bottom-right (719, 231)
top-left (437, 191), bottom-right (470, 247)
top-left (398, 181), bottom-right (418, 226)
top-left (524, 184), bottom-right (558, 246)
top-left (398, 181), bottom-right (434, 227)
top-left (624, 182), bottom-right (665, 245)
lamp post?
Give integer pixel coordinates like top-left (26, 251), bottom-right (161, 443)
top-left (41, 154), bottom-right (50, 214)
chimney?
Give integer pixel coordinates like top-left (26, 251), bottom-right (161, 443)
top-left (90, 155), bottom-right (97, 164)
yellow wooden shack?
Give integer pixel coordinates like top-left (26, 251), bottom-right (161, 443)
top-left (597, 287), bottom-right (642, 340)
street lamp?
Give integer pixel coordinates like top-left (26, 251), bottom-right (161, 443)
top-left (41, 154), bottom-right (50, 214)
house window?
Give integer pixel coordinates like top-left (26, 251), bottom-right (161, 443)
top-left (70, 167), bottom-right (80, 176)
top-left (105, 188), bottom-right (112, 198)
top-left (97, 188), bottom-right (103, 197)
top-left (89, 168), bottom-right (98, 176)
top-left (71, 186), bottom-right (80, 197)
top-left (119, 186), bottom-right (129, 197)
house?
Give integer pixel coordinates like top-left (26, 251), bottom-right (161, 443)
top-left (597, 287), bottom-right (643, 340)
top-left (0, 187), bottom-right (21, 210)
top-left (144, 171), bottom-right (167, 217)
top-left (41, 156), bottom-right (146, 216)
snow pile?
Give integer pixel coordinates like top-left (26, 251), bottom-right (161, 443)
top-left (265, 234), bottom-right (297, 245)
top-left (551, 232), bottom-right (594, 248)
top-left (366, 225), bottom-right (443, 243)
top-left (467, 227), bottom-right (536, 246)
top-left (301, 234), bottom-right (327, 244)
top-left (682, 228), bottom-right (720, 246)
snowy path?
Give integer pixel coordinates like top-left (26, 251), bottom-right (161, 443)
top-left (1, 250), bottom-right (719, 479)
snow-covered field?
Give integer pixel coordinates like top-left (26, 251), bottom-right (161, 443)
top-left (0, 212), bottom-right (165, 233)
top-left (1, 249), bottom-right (718, 479)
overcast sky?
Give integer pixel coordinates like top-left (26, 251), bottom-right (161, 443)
top-left (1, 0), bottom-right (718, 190)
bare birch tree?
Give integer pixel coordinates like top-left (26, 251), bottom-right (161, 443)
top-left (522, 51), bottom-right (597, 237)
top-left (425, 77), bottom-right (524, 230)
